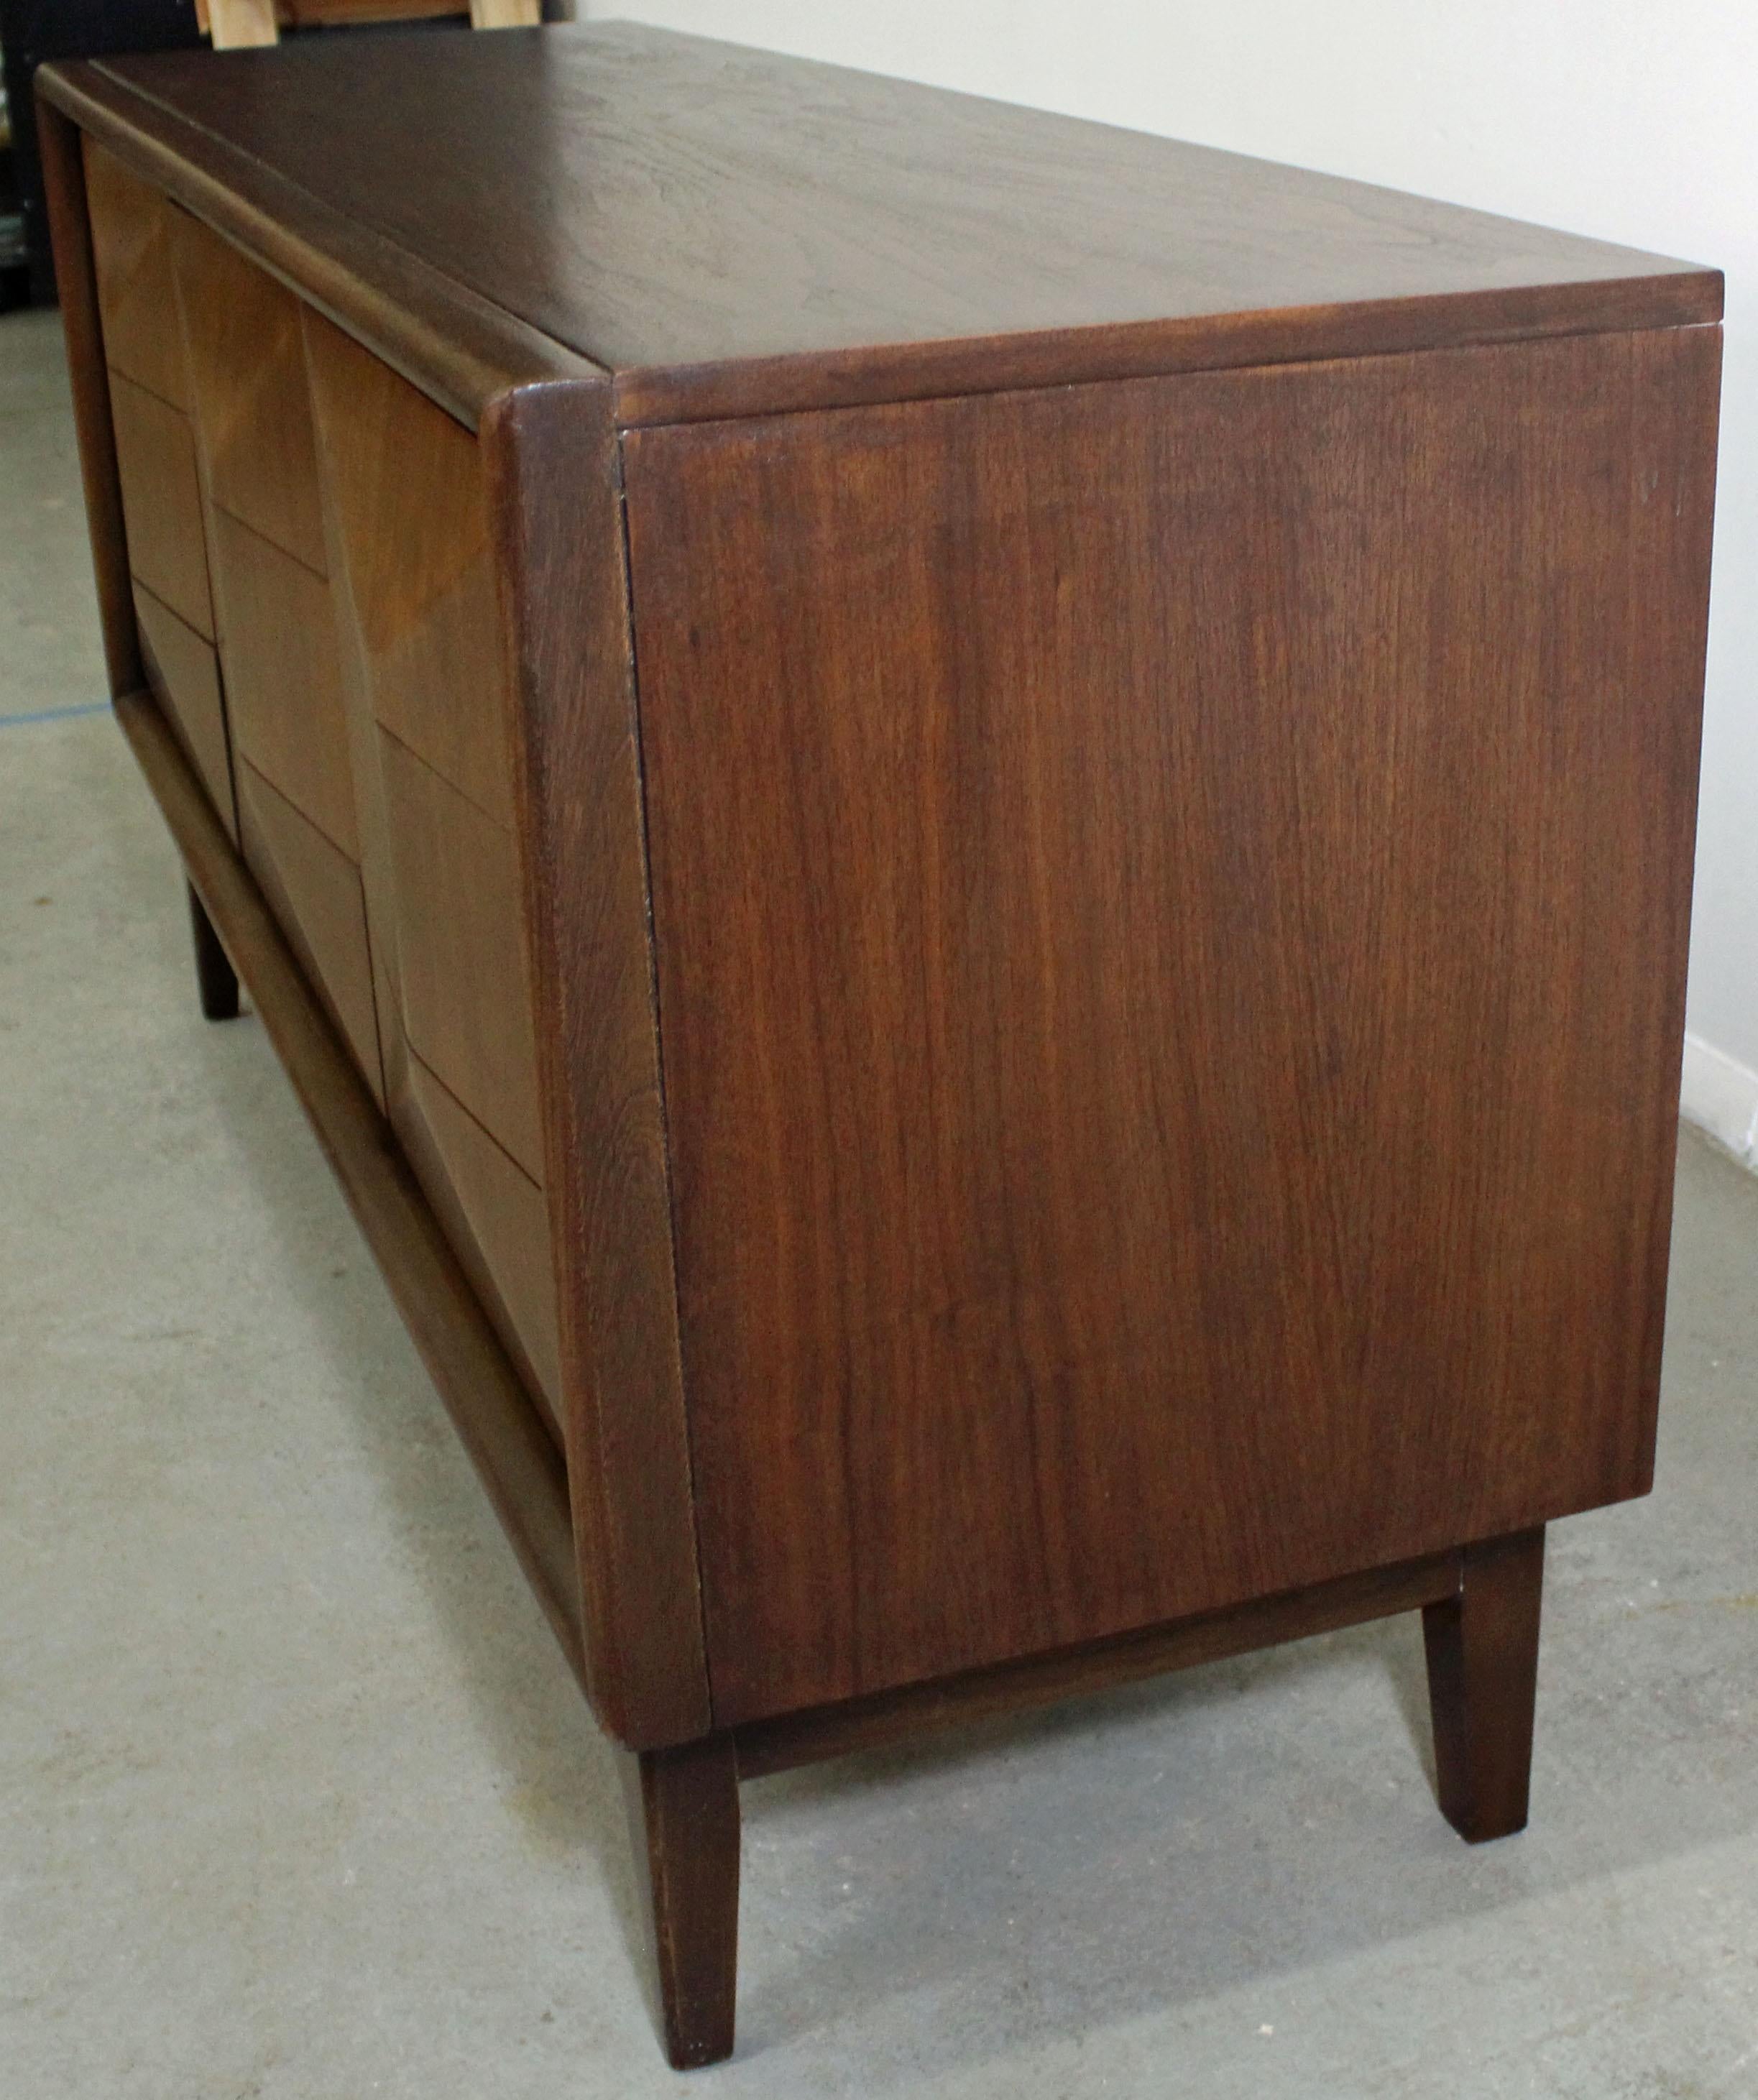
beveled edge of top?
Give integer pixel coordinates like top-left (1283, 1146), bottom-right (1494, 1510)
top-left (39, 47), bottom-right (1723, 435)
top-left (609, 272), bottom-right (1724, 428)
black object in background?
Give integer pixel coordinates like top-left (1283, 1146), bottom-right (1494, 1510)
top-left (1, 0), bottom-right (203, 304)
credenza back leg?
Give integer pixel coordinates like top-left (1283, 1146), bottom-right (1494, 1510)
top-left (1422, 1525), bottom-right (1545, 1843)
top-left (620, 1734), bottom-right (741, 2069)
top-left (187, 882), bottom-right (240, 1022)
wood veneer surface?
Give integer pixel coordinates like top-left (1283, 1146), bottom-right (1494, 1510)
top-left (133, 582), bottom-right (235, 838)
top-left (84, 140), bottom-right (190, 410)
top-left (302, 315), bottom-right (512, 825)
top-left (377, 730), bottom-right (543, 1182)
top-left (173, 208), bottom-right (330, 574)
top-left (626, 326), bottom-right (1719, 1723)
top-left (207, 509), bottom-right (358, 858)
top-left (237, 757), bottom-right (382, 1095)
top-left (109, 372), bottom-right (212, 637)
top-left (52, 25), bottom-right (1720, 426)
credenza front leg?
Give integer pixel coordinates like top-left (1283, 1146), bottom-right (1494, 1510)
top-left (621, 1733), bottom-right (741, 2069)
top-left (1422, 1526), bottom-right (1545, 1843)
top-left (187, 882), bottom-right (240, 1022)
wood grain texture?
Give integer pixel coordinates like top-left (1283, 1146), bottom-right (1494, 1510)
top-left (37, 101), bottom-right (144, 702)
top-left (207, 509), bottom-right (358, 859)
top-left (481, 381), bottom-right (710, 1749)
top-left (83, 139), bottom-right (190, 410)
top-left (52, 25), bottom-right (1720, 429)
top-left (1423, 1527), bottom-right (1545, 1843)
top-left (237, 758), bottom-right (382, 1097)
top-left (37, 62), bottom-right (598, 430)
top-left (621, 1737), bottom-right (740, 2071)
top-left (399, 1049), bottom-right (563, 1444)
top-left (301, 308), bottom-right (565, 1445)
top-left (301, 309), bottom-right (414, 1121)
top-left (301, 316), bottom-right (513, 826)
top-left (172, 208), bottom-right (329, 574)
top-left (737, 1550), bottom-right (1462, 1778)
top-left (134, 582), bottom-right (236, 839)
top-left (115, 688), bottom-right (582, 1682)
top-left (109, 372), bottom-right (213, 639)
top-left (377, 730), bottom-right (543, 1179)
top-left (627, 328), bottom-right (1721, 1725)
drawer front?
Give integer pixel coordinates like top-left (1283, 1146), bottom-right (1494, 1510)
top-left (110, 372), bottom-right (213, 640)
top-left (397, 1051), bottom-right (563, 1444)
top-left (134, 584), bottom-right (236, 840)
top-left (84, 142), bottom-right (189, 412)
top-left (378, 729), bottom-right (543, 1182)
top-left (170, 211), bottom-right (330, 576)
top-left (237, 760), bottom-right (382, 1098)
top-left (208, 510), bottom-right (359, 859)
top-left (302, 313), bottom-right (513, 824)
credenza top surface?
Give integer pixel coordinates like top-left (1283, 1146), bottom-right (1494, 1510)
top-left (50, 22), bottom-right (1718, 425)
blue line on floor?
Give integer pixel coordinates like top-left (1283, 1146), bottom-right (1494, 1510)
top-left (0, 701), bottom-right (114, 729)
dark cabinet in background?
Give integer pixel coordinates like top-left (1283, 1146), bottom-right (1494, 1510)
top-left (2, 0), bottom-right (201, 301)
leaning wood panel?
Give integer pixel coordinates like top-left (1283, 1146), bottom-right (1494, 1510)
top-left (171, 208), bottom-right (330, 575)
top-left (114, 689), bottom-right (582, 1681)
top-left (109, 373), bottom-right (213, 640)
top-left (237, 759), bottom-right (383, 1098)
top-left (134, 583), bottom-right (236, 840)
top-left (208, 510), bottom-right (359, 859)
top-left (482, 382), bottom-right (711, 1748)
top-left (83, 139), bottom-right (190, 411)
top-left (625, 328), bottom-right (1721, 1725)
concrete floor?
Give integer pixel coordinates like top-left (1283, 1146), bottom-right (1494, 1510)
top-left (4, 300), bottom-right (1758, 2099)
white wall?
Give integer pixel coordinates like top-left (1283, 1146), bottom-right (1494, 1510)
top-left (589, 0), bottom-right (1758, 1151)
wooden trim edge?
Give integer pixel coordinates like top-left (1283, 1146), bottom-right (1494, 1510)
top-left (482, 381), bottom-right (714, 1750)
top-left (36, 96), bottom-right (144, 699)
top-left (114, 687), bottom-right (588, 1692)
top-left (734, 1549), bottom-right (1464, 1777)
top-left (613, 280), bottom-right (1726, 430)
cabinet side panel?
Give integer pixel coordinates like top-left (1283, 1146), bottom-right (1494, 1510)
top-left (625, 328), bottom-right (1720, 1725)
top-left (482, 383), bottom-right (711, 1747)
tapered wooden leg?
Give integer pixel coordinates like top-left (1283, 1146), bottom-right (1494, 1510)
top-left (621, 1735), bottom-right (741, 2069)
top-left (188, 881), bottom-right (241, 1021)
top-left (1423, 1526), bottom-right (1545, 1843)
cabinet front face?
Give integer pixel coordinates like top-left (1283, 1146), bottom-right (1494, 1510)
top-left (625, 329), bottom-right (1720, 1726)
top-left (80, 147), bottom-right (561, 1451)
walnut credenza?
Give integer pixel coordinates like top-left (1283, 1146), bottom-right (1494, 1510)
top-left (40, 25), bottom-right (1721, 2069)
